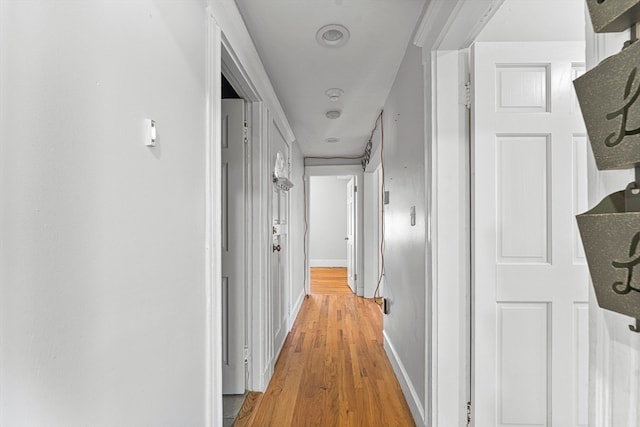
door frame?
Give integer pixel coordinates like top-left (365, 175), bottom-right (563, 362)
top-left (304, 165), bottom-right (365, 297)
top-left (205, 2), bottom-right (296, 425)
top-left (413, 1), bottom-right (503, 425)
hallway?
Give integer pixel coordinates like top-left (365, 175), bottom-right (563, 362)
top-left (247, 268), bottom-right (415, 426)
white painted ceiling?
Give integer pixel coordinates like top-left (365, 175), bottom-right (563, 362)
top-left (476, 0), bottom-right (584, 43)
top-left (234, 0), bottom-right (428, 158)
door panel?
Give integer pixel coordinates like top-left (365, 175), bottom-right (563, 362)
top-left (472, 42), bottom-right (588, 427)
top-left (221, 99), bottom-right (246, 395)
top-left (270, 124), bottom-right (289, 363)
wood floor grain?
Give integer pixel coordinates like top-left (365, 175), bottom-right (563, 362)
top-left (310, 267), bottom-right (353, 295)
top-left (249, 268), bottom-right (415, 426)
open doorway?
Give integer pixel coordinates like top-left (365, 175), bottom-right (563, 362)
top-left (220, 74), bottom-right (250, 424)
top-left (304, 165), bottom-right (365, 297)
top-left (308, 175), bottom-right (355, 295)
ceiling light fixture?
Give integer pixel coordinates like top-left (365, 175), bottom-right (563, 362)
top-left (325, 137), bottom-right (340, 143)
top-left (316, 24), bottom-right (350, 48)
top-left (325, 88), bottom-right (344, 102)
top-left (325, 110), bottom-right (341, 119)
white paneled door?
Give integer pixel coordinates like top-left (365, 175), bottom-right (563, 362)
top-left (346, 177), bottom-right (356, 292)
top-left (221, 99), bottom-right (246, 395)
top-left (472, 42), bottom-right (588, 427)
top-left (270, 125), bottom-right (290, 365)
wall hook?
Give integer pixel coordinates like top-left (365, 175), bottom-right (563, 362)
top-left (629, 318), bottom-right (640, 332)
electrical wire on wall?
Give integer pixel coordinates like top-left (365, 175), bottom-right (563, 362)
top-left (371, 111), bottom-right (385, 304)
top-left (303, 110), bottom-right (384, 297)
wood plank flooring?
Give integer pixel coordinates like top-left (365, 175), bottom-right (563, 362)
top-left (249, 268), bottom-right (415, 426)
top-left (310, 267), bottom-right (353, 294)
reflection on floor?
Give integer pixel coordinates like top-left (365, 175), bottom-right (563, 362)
top-left (222, 394), bottom-right (245, 427)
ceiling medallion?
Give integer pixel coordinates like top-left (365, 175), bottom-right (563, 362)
top-left (316, 24), bottom-right (350, 48)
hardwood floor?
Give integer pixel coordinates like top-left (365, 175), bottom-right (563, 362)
top-left (248, 268), bottom-right (415, 426)
top-left (310, 267), bottom-right (353, 294)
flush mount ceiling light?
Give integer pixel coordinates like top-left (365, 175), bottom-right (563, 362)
top-left (325, 110), bottom-right (341, 119)
top-left (316, 24), bottom-right (350, 48)
top-left (325, 137), bottom-right (340, 143)
top-left (325, 88), bottom-right (344, 102)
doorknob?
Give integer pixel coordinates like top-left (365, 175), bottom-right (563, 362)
top-left (272, 244), bottom-right (281, 252)
top-left (344, 237), bottom-right (349, 240)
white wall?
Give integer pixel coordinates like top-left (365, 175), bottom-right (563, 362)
top-left (0, 1), bottom-right (209, 426)
top-left (368, 43), bottom-right (427, 424)
top-left (309, 176), bottom-right (348, 267)
top-left (475, 0), bottom-right (584, 43)
top-left (585, 25), bottom-right (640, 427)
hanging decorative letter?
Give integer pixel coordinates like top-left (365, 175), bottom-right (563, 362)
top-left (587, 0), bottom-right (640, 33)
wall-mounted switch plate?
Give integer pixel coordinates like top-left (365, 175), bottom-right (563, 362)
top-left (145, 118), bottom-right (156, 147)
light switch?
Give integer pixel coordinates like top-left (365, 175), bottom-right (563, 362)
top-left (145, 119), bottom-right (156, 147)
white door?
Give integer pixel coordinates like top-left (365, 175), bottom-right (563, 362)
top-left (221, 99), bottom-right (246, 395)
top-left (346, 177), bottom-right (356, 292)
top-left (270, 128), bottom-right (290, 363)
top-left (472, 42), bottom-right (589, 427)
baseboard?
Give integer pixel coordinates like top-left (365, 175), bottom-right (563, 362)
top-left (289, 289), bottom-right (305, 330)
top-left (383, 330), bottom-right (426, 426)
top-left (309, 259), bottom-right (347, 267)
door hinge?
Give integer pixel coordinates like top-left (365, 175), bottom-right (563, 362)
top-left (243, 346), bottom-right (249, 364)
top-left (354, 185), bottom-right (358, 193)
top-left (466, 401), bottom-right (471, 426)
top-left (354, 273), bottom-right (358, 281)
top-left (243, 123), bottom-right (249, 144)
top-left (465, 81), bottom-right (472, 110)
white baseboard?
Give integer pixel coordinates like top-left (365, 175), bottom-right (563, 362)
top-left (383, 330), bottom-right (425, 426)
top-left (309, 259), bottom-right (347, 267)
top-left (289, 289), bottom-right (305, 330)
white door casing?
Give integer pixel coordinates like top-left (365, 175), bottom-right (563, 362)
top-left (221, 99), bottom-right (246, 395)
top-left (472, 41), bottom-right (589, 427)
top-left (346, 176), bottom-right (356, 293)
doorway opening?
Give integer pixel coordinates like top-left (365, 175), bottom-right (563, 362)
top-left (220, 73), bottom-right (251, 424)
top-left (308, 175), bottom-right (356, 295)
top-left (304, 165), bottom-right (365, 298)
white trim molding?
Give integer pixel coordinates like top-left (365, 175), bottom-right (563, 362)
top-left (384, 331), bottom-right (426, 426)
top-left (414, 0), bottom-right (504, 51)
top-left (207, 0), bottom-right (294, 145)
top-left (205, 8), bottom-right (223, 427)
top-left (420, 3), bottom-right (502, 427)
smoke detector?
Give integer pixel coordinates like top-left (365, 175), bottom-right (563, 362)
top-left (325, 88), bottom-right (344, 102)
top-left (316, 24), bottom-right (350, 48)
top-left (325, 110), bottom-right (341, 119)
